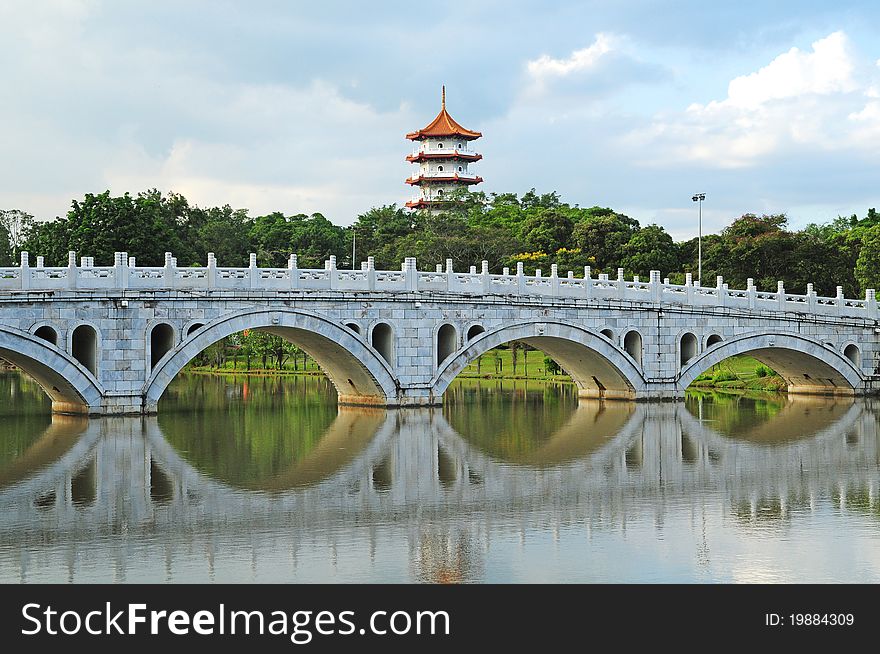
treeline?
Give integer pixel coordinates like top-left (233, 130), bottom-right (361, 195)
top-left (3, 188), bottom-right (880, 297)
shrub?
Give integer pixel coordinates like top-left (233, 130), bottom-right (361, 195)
top-left (755, 365), bottom-right (778, 377)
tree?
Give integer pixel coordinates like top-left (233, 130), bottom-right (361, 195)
top-left (572, 211), bottom-right (639, 272)
top-left (621, 225), bottom-right (679, 277)
top-left (0, 209), bottom-right (34, 264)
top-left (856, 224), bottom-right (880, 294)
top-left (518, 208), bottom-right (574, 254)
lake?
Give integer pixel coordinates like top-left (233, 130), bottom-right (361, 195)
top-left (1, 372), bottom-right (879, 583)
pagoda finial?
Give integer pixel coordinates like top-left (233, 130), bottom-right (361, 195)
top-left (441, 85), bottom-right (446, 109)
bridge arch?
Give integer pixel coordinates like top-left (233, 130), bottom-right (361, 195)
top-left (678, 332), bottom-right (863, 395)
top-left (432, 320), bottom-right (647, 400)
top-left (143, 308), bottom-right (400, 411)
top-left (0, 326), bottom-right (103, 414)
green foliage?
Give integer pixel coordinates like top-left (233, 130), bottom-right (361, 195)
top-left (856, 223), bottom-right (880, 294)
top-left (621, 224), bottom-right (679, 277)
top-left (755, 364), bottom-right (778, 378)
top-left (543, 357), bottom-right (561, 375)
top-left (8, 184), bottom-right (879, 306)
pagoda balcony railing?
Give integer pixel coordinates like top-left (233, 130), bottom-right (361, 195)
top-left (2, 251), bottom-right (877, 320)
top-left (411, 147), bottom-right (480, 157)
top-left (408, 171), bottom-right (480, 181)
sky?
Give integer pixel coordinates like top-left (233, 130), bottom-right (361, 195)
top-left (2, 0), bottom-right (880, 239)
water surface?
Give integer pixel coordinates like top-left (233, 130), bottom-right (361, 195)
top-left (1, 372), bottom-right (879, 583)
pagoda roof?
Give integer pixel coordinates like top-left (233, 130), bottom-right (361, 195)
top-left (406, 87), bottom-right (482, 141)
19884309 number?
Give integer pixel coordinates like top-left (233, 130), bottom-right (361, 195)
top-left (765, 614), bottom-right (854, 626)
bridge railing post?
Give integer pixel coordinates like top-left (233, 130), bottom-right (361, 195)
top-left (550, 263), bottom-right (559, 296)
top-left (806, 283), bottom-right (816, 312)
top-left (836, 285), bottom-right (844, 315)
top-left (19, 251), bottom-right (30, 291)
top-left (747, 278), bottom-right (756, 309)
top-left (777, 281), bottom-right (786, 310)
top-left (481, 260), bottom-right (491, 294)
top-left (248, 253), bottom-right (258, 289)
top-left (715, 276), bottom-right (725, 307)
top-left (289, 254), bottom-right (299, 289)
top-left (444, 258), bottom-right (453, 292)
top-left (327, 255), bottom-right (338, 290)
top-left (617, 268), bottom-right (626, 300)
top-left (67, 251), bottom-right (77, 289)
top-left (650, 270), bottom-right (661, 303)
top-left (114, 251), bottom-right (128, 290)
top-left (404, 257), bottom-right (417, 292)
top-left (584, 266), bottom-right (592, 300)
top-left (685, 273), bottom-right (693, 304)
top-left (367, 256), bottom-right (375, 290)
top-left (163, 252), bottom-right (175, 289)
top-left (516, 261), bottom-right (525, 295)
top-left (866, 289), bottom-right (877, 319)
top-left (207, 252), bottom-right (217, 288)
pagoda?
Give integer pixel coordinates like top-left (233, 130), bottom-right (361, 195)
top-left (405, 86), bottom-right (483, 211)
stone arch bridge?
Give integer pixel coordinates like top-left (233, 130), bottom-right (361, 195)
top-left (1, 250), bottom-right (879, 414)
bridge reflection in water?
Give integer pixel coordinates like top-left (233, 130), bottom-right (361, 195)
top-left (1, 376), bottom-right (880, 583)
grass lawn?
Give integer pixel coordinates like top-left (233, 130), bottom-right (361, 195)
top-left (185, 346), bottom-right (785, 391)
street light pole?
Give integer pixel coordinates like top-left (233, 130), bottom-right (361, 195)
top-left (692, 193), bottom-right (706, 285)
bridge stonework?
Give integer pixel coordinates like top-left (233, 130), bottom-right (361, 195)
top-left (1, 251), bottom-right (879, 415)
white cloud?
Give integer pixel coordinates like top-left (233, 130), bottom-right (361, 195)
top-left (624, 31), bottom-right (880, 168)
top-left (723, 31), bottom-right (856, 107)
top-left (527, 33), bottom-right (615, 81)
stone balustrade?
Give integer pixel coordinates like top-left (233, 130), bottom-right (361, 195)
top-left (1, 250), bottom-right (876, 320)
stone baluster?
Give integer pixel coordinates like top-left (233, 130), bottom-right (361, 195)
top-left (747, 278), bottom-right (756, 309)
top-left (114, 251), bottom-right (128, 290)
top-left (68, 251), bottom-right (77, 290)
top-left (35, 256), bottom-right (44, 268)
top-left (777, 280), bottom-right (786, 310)
top-left (550, 263), bottom-right (559, 296)
top-left (503, 267), bottom-right (510, 276)
top-left (617, 268), bottom-right (626, 300)
top-left (164, 252), bottom-right (175, 289)
top-left (404, 257), bottom-right (417, 292)
top-left (584, 265), bottom-right (592, 300)
top-left (128, 257), bottom-right (136, 268)
top-left (806, 283), bottom-right (816, 312)
top-left (364, 256), bottom-right (375, 291)
top-left (685, 272), bottom-right (694, 304)
top-left (482, 260), bottom-right (490, 294)
top-left (248, 252), bottom-right (258, 289)
top-left (445, 258), bottom-right (453, 292)
top-left (516, 261), bottom-right (525, 295)
top-left (207, 252), bottom-right (217, 288)
top-left (19, 251), bottom-right (30, 291)
top-left (288, 254), bottom-right (299, 289)
top-left (835, 285), bottom-right (844, 315)
top-left (650, 270), bottom-right (661, 303)
top-left (716, 276), bottom-right (725, 307)
top-left (328, 255), bottom-right (338, 290)
top-left (866, 288), bottom-right (877, 319)
top-left (435, 264), bottom-right (442, 273)
top-left (469, 265), bottom-right (477, 274)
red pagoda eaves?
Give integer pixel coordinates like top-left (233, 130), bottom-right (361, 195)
top-left (405, 87), bottom-right (482, 141)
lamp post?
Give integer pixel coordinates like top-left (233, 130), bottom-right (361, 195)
top-left (692, 193), bottom-right (705, 285)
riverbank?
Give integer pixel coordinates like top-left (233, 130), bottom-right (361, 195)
top-left (186, 351), bottom-right (786, 391)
